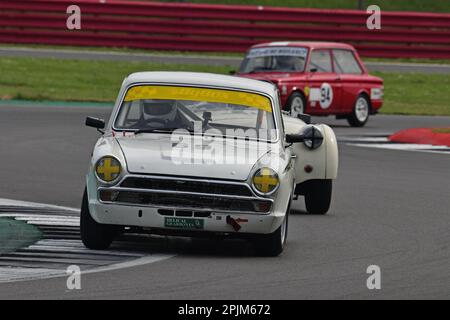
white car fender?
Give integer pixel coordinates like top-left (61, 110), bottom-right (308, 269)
top-left (322, 124), bottom-right (338, 180)
top-left (86, 135), bottom-right (126, 222)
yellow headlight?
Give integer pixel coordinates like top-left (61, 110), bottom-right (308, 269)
top-left (95, 156), bottom-right (121, 183)
top-left (252, 168), bottom-right (279, 195)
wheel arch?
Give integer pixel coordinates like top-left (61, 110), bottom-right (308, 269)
top-left (285, 89), bottom-right (307, 109)
top-left (356, 90), bottom-right (372, 111)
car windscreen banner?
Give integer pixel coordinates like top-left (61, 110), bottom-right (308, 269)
top-left (124, 85), bottom-right (272, 112)
top-left (246, 47), bottom-right (308, 58)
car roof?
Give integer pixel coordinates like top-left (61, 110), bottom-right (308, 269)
top-left (123, 71), bottom-right (276, 95)
top-left (250, 41), bottom-right (355, 50)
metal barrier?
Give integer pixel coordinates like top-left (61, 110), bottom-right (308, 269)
top-left (0, 0), bottom-right (449, 58)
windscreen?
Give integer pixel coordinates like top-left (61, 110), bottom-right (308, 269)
top-left (114, 85), bottom-right (276, 141)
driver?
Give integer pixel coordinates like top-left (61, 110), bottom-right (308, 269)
top-left (275, 56), bottom-right (298, 71)
top-left (141, 99), bottom-right (180, 128)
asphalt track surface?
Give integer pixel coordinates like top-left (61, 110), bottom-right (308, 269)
top-left (1, 46), bottom-right (450, 74)
top-left (0, 104), bottom-right (449, 299)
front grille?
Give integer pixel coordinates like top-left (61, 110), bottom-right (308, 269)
top-left (100, 190), bottom-right (271, 213)
top-left (120, 177), bottom-right (253, 196)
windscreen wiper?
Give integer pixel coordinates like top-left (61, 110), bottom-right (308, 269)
top-left (134, 128), bottom-right (179, 135)
top-left (134, 127), bottom-right (195, 135)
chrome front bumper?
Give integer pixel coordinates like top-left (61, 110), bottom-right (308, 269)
top-left (88, 174), bottom-right (282, 235)
top-left (89, 201), bottom-right (282, 235)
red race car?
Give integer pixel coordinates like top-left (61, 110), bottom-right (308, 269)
top-left (237, 42), bottom-right (384, 127)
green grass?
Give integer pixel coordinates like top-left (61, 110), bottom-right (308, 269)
top-left (0, 57), bottom-right (233, 102)
top-left (183, 0), bottom-right (450, 12)
top-left (372, 72), bottom-right (450, 116)
top-left (0, 56), bottom-right (449, 116)
top-left (0, 217), bottom-right (41, 254)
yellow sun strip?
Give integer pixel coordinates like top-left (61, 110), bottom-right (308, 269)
top-left (124, 85), bottom-right (272, 113)
top-left (97, 158), bottom-right (120, 181)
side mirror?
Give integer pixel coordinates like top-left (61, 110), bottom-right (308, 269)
top-left (286, 125), bottom-right (324, 149)
top-left (309, 68), bottom-right (318, 73)
top-left (285, 133), bottom-right (304, 144)
top-left (297, 113), bottom-right (311, 124)
top-left (86, 117), bottom-right (105, 130)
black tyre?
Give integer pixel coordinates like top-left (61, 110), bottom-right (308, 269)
top-left (286, 92), bottom-right (306, 118)
top-left (253, 202), bottom-right (289, 257)
top-left (347, 94), bottom-right (370, 127)
top-left (80, 188), bottom-right (115, 250)
top-left (304, 180), bottom-right (332, 215)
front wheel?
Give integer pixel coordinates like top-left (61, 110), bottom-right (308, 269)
top-left (304, 180), bottom-right (332, 215)
top-left (347, 95), bottom-right (370, 127)
top-left (80, 188), bottom-right (116, 250)
top-left (253, 203), bottom-right (289, 257)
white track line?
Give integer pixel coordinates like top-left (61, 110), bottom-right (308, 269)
top-left (0, 198), bottom-right (79, 213)
top-left (0, 200), bottom-right (175, 283)
top-left (349, 142), bottom-right (450, 154)
top-left (340, 137), bottom-right (390, 142)
top-left (27, 245), bottom-right (144, 257)
top-left (0, 214), bottom-right (80, 226)
top-left (0, 214), bottom-right (78, 220)
top-left (341, 135), bottom-right (450, 155)
top-left (13, 217), bottom-right (79, 222)
top-left (0, 268), bottom-right (65, 282)
top-left (0, 254), bottom-right (174, 283)
top-left (26, 221), bottom-right (80, 227)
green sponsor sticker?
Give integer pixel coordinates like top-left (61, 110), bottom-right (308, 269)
top-left (164, 217), bottom-right (204, 230)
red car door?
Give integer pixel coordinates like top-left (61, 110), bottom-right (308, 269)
top-left (305, 49), bottom-right (342, 115)
top-left (331, 48), bottom-right (366, 114)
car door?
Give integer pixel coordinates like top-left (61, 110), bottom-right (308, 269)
top-left (306, 49), bottom-right (342, 114)
top-left (331, 49), bottom-right (365, 113)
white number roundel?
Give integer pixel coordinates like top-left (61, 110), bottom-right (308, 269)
top-left (319, 83), bottom-right (333, 109)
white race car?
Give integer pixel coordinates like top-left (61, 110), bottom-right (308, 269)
top-left (82, 72), bottom-right (338, 256)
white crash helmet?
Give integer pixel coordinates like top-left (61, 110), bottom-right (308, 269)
top-left (141, 99), bottom-right (177, 123)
